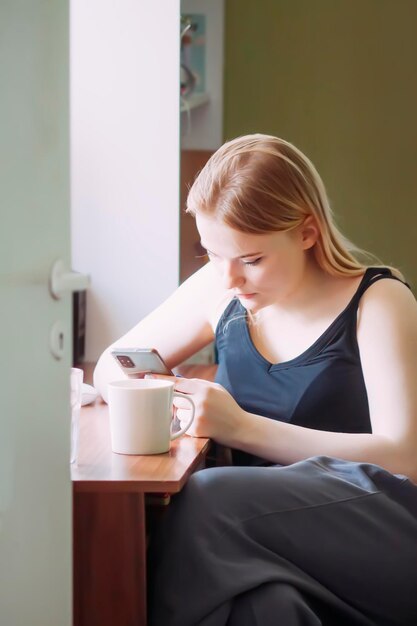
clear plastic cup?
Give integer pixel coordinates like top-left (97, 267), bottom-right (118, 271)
top-left (70, 367), bottom-right (84, 464)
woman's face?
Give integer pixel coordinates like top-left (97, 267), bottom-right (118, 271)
top-left (196, 213), bottom-right (314, 312)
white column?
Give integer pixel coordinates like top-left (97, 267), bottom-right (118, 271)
top-left (71, 0), bottom-right (180, 361)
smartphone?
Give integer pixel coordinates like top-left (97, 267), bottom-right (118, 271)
top-left (111, 347), bottom-right (174, 378)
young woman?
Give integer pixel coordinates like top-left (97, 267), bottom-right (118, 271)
top-left (94, 135), bottom-right (417, 625)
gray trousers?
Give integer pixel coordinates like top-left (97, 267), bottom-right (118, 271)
top-left (149, 456), bottom-right (417, 626)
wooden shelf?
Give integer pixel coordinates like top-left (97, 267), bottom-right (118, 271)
top-left (180, 92), bottom-right (209, 113)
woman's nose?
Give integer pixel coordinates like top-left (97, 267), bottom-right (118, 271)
top-left (222, 261), bottom-right (244, 290)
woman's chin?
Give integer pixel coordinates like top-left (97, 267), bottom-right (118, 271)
top-left (236, 294), bottom-right (263, 313)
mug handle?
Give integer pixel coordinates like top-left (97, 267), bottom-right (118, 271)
top-left (170, 392), bottom-right (195, 440)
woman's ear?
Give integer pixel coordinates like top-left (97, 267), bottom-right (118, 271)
top-left (299, 215), bottom-right (320, 250)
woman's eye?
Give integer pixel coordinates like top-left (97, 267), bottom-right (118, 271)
top-left (206, 251), bottom-right (222, 264)
top-left (243, 257), bottom-right (262, 266)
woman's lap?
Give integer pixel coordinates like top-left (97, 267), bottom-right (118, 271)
top-left (148, 456), bottom-right (417, 626)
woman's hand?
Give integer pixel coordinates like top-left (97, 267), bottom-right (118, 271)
top-left (147, 375), bottom-right (248, 445)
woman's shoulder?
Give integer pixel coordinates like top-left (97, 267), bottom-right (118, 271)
top-left (357, 269), bottom-right (416, 336)
top-left (358, 268), bottom-right (415, 306)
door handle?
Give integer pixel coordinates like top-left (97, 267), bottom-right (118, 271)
top-left (49, 259), bottom-right (90, 299)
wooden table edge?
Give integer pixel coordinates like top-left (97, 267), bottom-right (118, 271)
top-left (72, 438), bottom-right (211, 493)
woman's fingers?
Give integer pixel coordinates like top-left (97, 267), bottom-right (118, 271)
top-left (173, 396), bottom-right (193, 409)
top-left (176, 408), bottom-right (191, 421)
top-left (144, 373), bottom-right (181, 383)
top-left (175, 377), bottom-right (212, 394)
top-left (176, 408), bottom-right (196, 435)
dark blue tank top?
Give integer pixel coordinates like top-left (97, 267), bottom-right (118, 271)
top-left (214, 268), bottom-right (408, 465)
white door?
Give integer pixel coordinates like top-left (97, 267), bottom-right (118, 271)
top-left (0, 3), bottom-right (72, 625)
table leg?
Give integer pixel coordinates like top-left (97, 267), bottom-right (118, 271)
top-left (73, 490), bottom-right (147, 626)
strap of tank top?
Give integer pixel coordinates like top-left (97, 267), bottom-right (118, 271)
top-left (351, 267), bottom-right (410, 307)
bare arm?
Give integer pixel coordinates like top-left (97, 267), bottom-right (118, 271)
top-left (93, 262), bottom-right (229, 402)
top-left (174, 279), bottom-right (417, 480)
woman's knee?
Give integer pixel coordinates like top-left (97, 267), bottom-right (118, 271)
top-left (178, 466), bottom-right (237, 515)
top-left (228, 582), bottom-right (323, 626)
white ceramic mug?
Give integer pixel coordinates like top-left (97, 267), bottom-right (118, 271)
top-left (108, 378), bottom-right (195, 455)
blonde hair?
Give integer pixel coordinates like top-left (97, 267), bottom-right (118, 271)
top-left (186, 134), bottom-right (400, 278)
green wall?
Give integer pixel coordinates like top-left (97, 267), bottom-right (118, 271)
top-left (224, 0), bottom-right (417, 286)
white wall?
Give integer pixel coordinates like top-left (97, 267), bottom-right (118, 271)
top-left (71, 0), bottom-right (180, 361)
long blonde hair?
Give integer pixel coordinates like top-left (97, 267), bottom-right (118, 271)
top-left (186, 134), bottom-right (397, 277)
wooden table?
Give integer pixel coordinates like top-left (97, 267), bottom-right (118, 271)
top-left (71, 398), bottom-right (210, 626)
